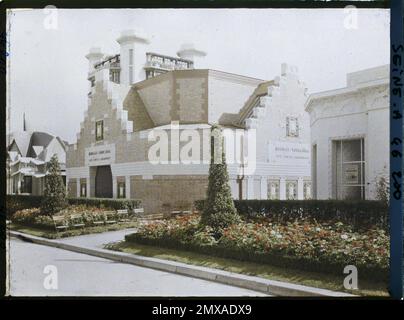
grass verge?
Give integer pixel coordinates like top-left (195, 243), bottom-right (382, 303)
top-left (105, 241), bottom-right (389, 297)
top-left (9, 222), bottom-right (139, 239)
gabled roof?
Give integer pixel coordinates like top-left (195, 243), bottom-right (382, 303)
top-left (26, 131), bottom-right (54, 158)
top-left (7, 131), bottom-right (68, 162)
top-left (7, 131), bottom-right (31, 157)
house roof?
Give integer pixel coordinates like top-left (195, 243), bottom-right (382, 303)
top-left (8, 131), bottom-right (31, 156)
top-left (26, 131), bottom-right (54, 158)
top-left (7, 131), bottom-right (68, 162)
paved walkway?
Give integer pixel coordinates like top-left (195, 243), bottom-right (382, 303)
top-left (9, 237), bottom-right (268, 296)
top-left (56, 228), bottom-right (136, 248)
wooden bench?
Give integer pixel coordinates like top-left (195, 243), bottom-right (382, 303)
top-left (133, 208), bottom-right (145, 217)
top-left (141, 213), bottom-right (164, 220)
top-left (70, 214), bottom-right (85, 228)
top-left (104, 211), bottom-right (117, 224)
top-left (92, 214), bottom-right (105, 226)
top-left (52, 215), bottom-right (69, 232)
top-left (117, 209), bottom-right (130, 223)
top-left (171, 210), bottom-right (192, 216)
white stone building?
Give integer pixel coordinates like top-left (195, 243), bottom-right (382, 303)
top-left (305, 65), bottom-right (389, 200)
top-left (66, 29), bottom-right (311, 213)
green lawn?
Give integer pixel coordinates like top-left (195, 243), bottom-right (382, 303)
top-left (9, 222), bottom-right (138, 239)
top-left (105, 241), bottom-right (389, 297)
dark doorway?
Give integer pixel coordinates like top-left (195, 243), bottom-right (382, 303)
top-left (95, 165), bottom-right (113, 198)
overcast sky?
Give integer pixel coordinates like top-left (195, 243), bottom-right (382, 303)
top-left (8, 8), bottom-right (389, 143)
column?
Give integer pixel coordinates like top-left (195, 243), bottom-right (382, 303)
top-left (297, 177), bottom-right (304, 200)
top-left (279, 178), bottom-right (286, 200)
top-left (125, 176), bottom-right (131, 199)
top-left (260, 176), bottom-right (268, 200)
top-left (86, 177), bottom-right (90, 198)
top-left (112, 175), bottom-right (117, 198)
top-left (247, 176), bottom-right (255, 199)
top-left (76, 178), bottom-right (80, 198)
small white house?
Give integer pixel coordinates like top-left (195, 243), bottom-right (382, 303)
top-left (7, 130), bottom-right (68, 195)
top-left (305, 65), bottom-right (389, 200)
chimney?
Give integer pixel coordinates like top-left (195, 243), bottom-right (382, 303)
top-left (177, 43), bottom-right (206, 68)
top-left (116, 29), bottom-right (150, 85)
top-left (85, 47), bottom-right (104, 73)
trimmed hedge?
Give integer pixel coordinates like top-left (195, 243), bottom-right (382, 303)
top-left (6, 195), bottom-right (43, 217)
top-left (125, 233), bottom-right (387, 281)
top-left (67, 197), bottom-right (141, 211)
top-left (6, 195), bottom-right (142, 217)
top-left (194, 199), bottom-right (388, 229)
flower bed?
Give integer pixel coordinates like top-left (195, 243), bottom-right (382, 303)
top-left (12, 205), bottom-right (127, 230)
top-left (6, 194), bottom-right (142, 218)
top-left (195, 199), bottom-right (388, 230)
top-left (126, 214), bottom-right (389, 281)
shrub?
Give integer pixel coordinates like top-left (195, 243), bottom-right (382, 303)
top-left (41, 155), bottom-right (67, 215)
top-left (13, 208), bottom-right (54, 229)
top-left (195, 199), bottom-right (388, 230)
top-left (200, 125), bottom-right (240, 231)
top-left (6, 195), bottom-right (43, 218)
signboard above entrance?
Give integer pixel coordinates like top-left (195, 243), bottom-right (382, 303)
top-left (85, 144), bottom-right (115, 166)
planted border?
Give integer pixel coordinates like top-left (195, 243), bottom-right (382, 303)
top-left (6, 194), bottom-right (142, 217)
top-left (125, 233), bottom-right (387, 282)
top-left (195, 199), bottom-right (388, 230)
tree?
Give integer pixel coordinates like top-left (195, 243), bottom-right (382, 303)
top-left (41, 154), bottom-right (67, 215)
top-left (200, 125), bottom-right (240, 232)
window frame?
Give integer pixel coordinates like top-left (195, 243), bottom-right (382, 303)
top-left (95, 120), bottom-right (104, 142)
top-left (117, 181), bottom-right (126, 199)
top-left (80, 182), bottom-right (87, 197)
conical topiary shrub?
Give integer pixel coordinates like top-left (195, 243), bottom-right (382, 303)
top-left (41, 154), bottom-right (67, 215)
top-left (200, 125), bottom-right (240, 232)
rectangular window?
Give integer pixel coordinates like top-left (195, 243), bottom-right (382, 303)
top-left (286, 180), bottom-right (297, 200)
top-left (286, 116), bottom-right (299, 137)
top-left (129, 49), bottom-right (133, 65)
top-left (117, 181), bottom-right (126, 199)
top-left (80, 182), bottom-right (87, 197)
top-left (268, 180), bottom-right (280, 200)
top-left (109, 70), bottom-right (120, 84)
top-left (129, 66), bottom-right (133, 84)
top-left (22, 176), bottom-right (32, 194)
top-left (95, 120), bottom-right (104, 141)
top-left (333, 138), bottom-right (365, 200)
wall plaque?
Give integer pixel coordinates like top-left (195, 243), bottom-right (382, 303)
top-left (85, 143), bottom-right (115, 166)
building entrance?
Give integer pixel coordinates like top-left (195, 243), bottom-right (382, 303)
top-left (333, 138), bottom-right (365, 200)
top-left (95, 165), bottom-right (113, 198)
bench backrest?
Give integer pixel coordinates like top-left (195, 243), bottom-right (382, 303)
top-left (104, 211), bottom-right (115, 217)
top-left (117, 209), bottom-right (128, 214)
top-left (52, 215), bottom-right (66, 223)
top-left (134, 208), bottom-right (144, 214)
top-left (70, 214), bottom-right (82, 220)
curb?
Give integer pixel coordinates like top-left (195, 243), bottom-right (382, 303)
top-left (9, 230), bottom-right (356, 297)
